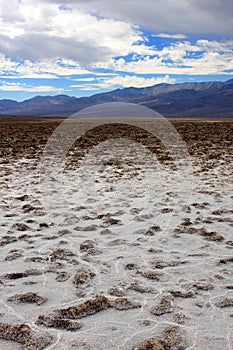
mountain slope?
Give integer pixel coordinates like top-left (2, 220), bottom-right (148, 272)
top-left (0, 79), bottom-right (232, 117)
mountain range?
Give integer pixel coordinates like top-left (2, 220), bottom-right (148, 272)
top-left (0, 79), bottom-right (233, 117)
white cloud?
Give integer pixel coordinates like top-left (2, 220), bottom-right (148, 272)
top-left (0, 1), bottom-right (144, 65)
top-left (73, 77), bottom-right (96, 82)
top-left (0, 73), bottom-right (58, 79)
top-left (0, 81), bottom-right (66, 92)
top-left (69, 84), bottom-right (99, 91)
top-left (99, 74), bottom-right (175, 88)
top-left (0, 56), bottom-right (91, 78)
top-left (110, 40), bottom-right (233, 75)
top-left (196, 39), bottom-right (233, 53)
top-left (0, 0), bottom-right (232, 96)
top-left (155, 33), bottom-right (187, 39)
top-left (70, 74), bottom-right (175, 90)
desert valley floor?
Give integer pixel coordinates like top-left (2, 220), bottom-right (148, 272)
top-left (0, 117), bottom-right (232, 350)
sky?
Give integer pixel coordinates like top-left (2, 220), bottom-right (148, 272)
top-left (0, 0), bottom-right (232, 101)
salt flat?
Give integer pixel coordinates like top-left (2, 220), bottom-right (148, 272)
top-left (0, 118), bottom-right (232, 350)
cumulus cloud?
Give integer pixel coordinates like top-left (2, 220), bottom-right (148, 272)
top-left (0, 55), bottom-right (91, 78)
top-left (0, 1), bottom-right (144, 64)
top-left (0, 0), bottom-right (24, 24)
top-left (77, 0), bottom-right (233, 35)
top-left (0, 0), bottom-right (232, 97)
top-left (0, 1), bottom-right (232, 68)
top-left (110, 40), bottom-right (233, 75)
top-left (0, 33), bottom-right (114, 64)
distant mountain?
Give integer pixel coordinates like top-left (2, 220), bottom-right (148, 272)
top-left (0, 79), bottom-right (233, 117)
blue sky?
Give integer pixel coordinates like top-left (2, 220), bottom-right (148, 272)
top-left (0, 0), bottom-right (232, 101)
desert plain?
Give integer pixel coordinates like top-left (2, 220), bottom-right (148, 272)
top-left (0, 117), bottom-right (232, 350)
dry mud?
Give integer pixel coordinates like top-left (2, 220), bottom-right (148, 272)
top-left (0, 117), bottom-right (232, 349)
